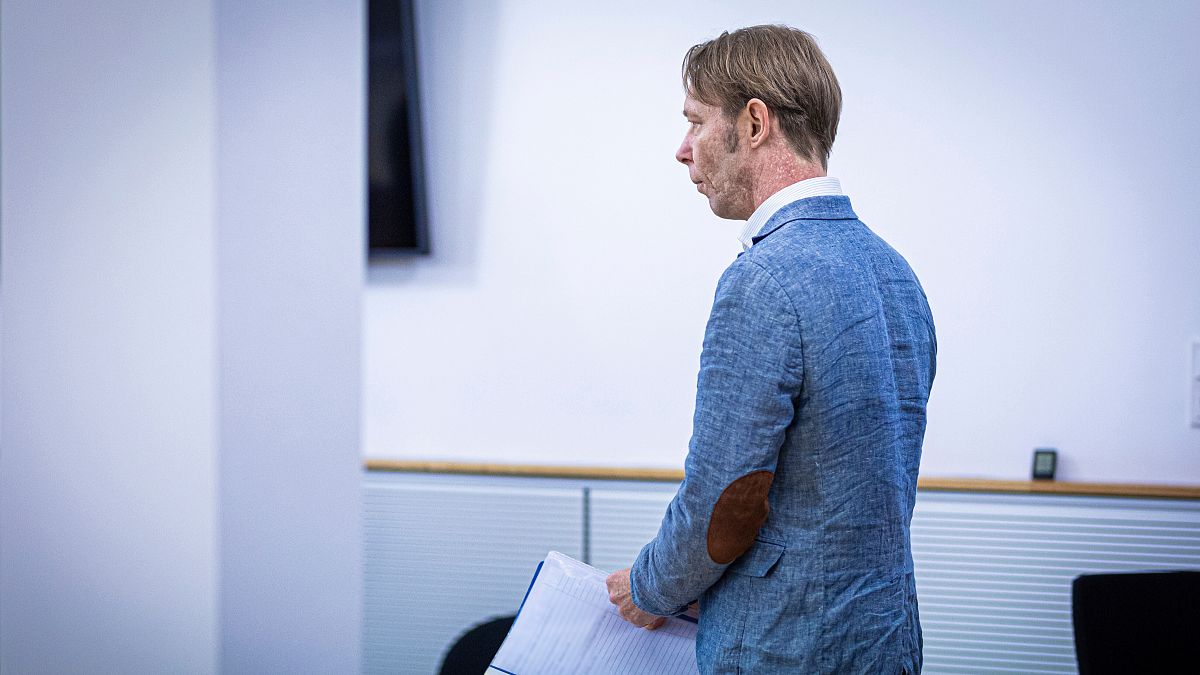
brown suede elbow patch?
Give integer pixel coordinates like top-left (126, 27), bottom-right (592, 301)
top-left (706, 470), bottom-right (774, 564)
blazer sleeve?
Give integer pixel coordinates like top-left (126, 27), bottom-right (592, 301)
top-left (630, 258), bottom-right (804, 615)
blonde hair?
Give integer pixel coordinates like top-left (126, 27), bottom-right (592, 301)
top-left (683, 25), bottom-right (842, 168)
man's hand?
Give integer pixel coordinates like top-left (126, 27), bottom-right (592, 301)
top-left (606, 568), bottom-right (667, 630)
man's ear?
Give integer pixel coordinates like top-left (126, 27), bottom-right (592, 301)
top-left (744, 98), bottom-right (771, 149)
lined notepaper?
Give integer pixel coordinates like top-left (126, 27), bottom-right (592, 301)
top-left (490, 552), bottom-right (699, 675)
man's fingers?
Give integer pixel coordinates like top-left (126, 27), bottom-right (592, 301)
top-left (616, 603), bottom-right (665, 630)
top-left (606, 567), bottom-right (665, 630)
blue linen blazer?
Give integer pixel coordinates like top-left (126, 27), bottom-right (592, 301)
top-left (630, 195), bottom-right (936, 674)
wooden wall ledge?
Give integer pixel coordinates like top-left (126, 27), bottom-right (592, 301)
top-left (364, 460), bottom-right (1200, 500)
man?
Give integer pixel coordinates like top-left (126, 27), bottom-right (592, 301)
top-left (606, 25), bottom-right (936, 673)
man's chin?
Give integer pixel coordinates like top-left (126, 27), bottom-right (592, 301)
top-left (707, 198), bottom-right (743, 221)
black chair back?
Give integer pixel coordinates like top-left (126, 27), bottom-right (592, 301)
top-left (438, 615), bottom-right (516, 675)
top-left (1072, 571), bottom-right (1200, 674)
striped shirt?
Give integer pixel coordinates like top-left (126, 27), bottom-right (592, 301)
top-left (738, 176), bottom-right (843, 251)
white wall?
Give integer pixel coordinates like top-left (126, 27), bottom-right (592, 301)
top-left (364, 0), bottom-right (1200, 483)
top-left (1, 0), bottom-right (362, 672)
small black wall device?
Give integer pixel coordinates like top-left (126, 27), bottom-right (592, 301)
top-left (1032, 448), bottom-right (1058, 481)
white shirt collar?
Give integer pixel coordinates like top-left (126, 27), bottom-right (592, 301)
top-left (738, 176), bottom-right (843, 251)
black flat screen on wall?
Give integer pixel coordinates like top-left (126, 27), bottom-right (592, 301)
top-left (368, 0), bottom-right (429, 256)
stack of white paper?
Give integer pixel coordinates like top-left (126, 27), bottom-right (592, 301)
top-left (489, 551), bottom-right (699, 675)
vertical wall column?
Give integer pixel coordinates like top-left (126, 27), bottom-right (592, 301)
top-left (215, 1), bottom-right (363, 672)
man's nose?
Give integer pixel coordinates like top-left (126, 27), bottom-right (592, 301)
top-left (675, 137), bottom-right (691, 165)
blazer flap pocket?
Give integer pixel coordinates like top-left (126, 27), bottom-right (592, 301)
top-left (727, 539), bottom-right (785, 578)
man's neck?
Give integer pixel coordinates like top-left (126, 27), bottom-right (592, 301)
top-left (748, 156), bottom-right (826, 215)
top-left (737, 175), bottom-right (843, 250)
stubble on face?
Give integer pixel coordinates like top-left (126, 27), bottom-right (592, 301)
top-left (681, 96), bottom-right (755, 220)
top-left (722, 119), bottom-right (739, 154)
top-left (705, 114), bottom-right (752, 219)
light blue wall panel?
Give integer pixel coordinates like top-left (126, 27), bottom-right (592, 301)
top-left (913, 492), bottom-right (1200, 674)
top-left (588, 485), bottom-right (677, 574)
top-left (363, 473), bottom-right (1200, 675)
top-left (363, 474), bottom-right (583, 674)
